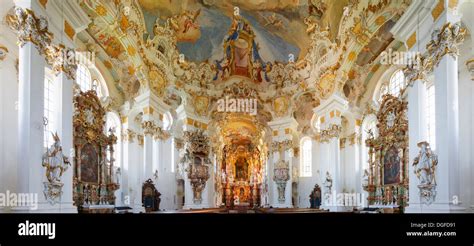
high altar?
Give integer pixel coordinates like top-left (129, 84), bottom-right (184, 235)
top-left (72, 90), bottom-right (119, 213)
top-left (221, 144), bottom-right (263, 208)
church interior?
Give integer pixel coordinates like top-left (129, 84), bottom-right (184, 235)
top-left (0, 0), bottom-right (474, 214)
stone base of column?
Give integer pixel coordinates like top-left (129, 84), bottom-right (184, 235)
top-left (130, 203), bottom-right (145, 213)
top-left (6, 202), bottom-right (78, 213)
top-left (321, 205), bottom-right (352, 212)
top-left (183, 203), bottom-right (210, 210)
top-left (406, 202), bottom-right (467, 213)
top-left (270, 203), bottom-right (293, 208)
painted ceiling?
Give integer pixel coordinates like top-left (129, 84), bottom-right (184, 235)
top-left (138, 0), bottom-right (348, 63)
top-left (77, 0), bottom-right (412, 135)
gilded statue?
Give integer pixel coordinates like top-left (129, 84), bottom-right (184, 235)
top-left (42, 132), bottom-right (70, 183)
top-left (42, 132), bottom-right (71, 205)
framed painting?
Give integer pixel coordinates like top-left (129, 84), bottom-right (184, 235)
top-left (80, 143), bottom-right (99, 184)
top-left (383, 145), bottom-right (401, 185)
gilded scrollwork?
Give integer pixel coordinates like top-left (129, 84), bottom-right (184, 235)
top-left (273, 159), bottom-right (290, 203)
top-left (122, 129), bottom-right (137, 143)
top-left (6, 7), bottom-right (53, 55)
top-left (318, 124), bottom-right (342, 143)
top-left (142, 121), bottom-right (156, 136)
top-left (6, 7), bottom-right (77, 79)
top-left (270, 139), bottom-right (293, 153)
top-left (365, 94), bottom-right (409, 208)
top-left (73, 90), bottom-right (119, 209)
top-left (180, 130), bottom-right (211, 204)
top-left (404, 22), bottom-right (466, 86)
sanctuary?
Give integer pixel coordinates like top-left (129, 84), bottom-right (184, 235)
top-left (0, 0), bottom-right (473, 214)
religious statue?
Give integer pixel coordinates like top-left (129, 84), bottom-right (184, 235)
top-left (413, 142), bottom-right (438, 185)
top-left (323, 171), bottom-right (333, 191)
top-left (42, 132), bottom-right (71, 205)
top-left (309, 184), bottom-right (322, 208)
top-left (273, 160), bottom-right (290, 203)
top-left (323, 171), bottom-right (333, 206)
top-left (413, 141), bottom-right (438, 205)
top-left (361, 168), bottom-right (370, 190)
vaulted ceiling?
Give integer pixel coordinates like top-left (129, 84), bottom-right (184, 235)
top-left (77, 0), bottom-right (412, 126)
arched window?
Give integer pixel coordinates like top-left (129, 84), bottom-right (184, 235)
top-left (106, 112), bottom-right (121, 168)
top-left (300, 137), bottom-right (312, 177)
top-left (92, 79), bottom-right (103, 98)
top-left (162, 112), bottom-right (172, 131)
top-left (44, 68), bottom-right (57, 148)
top-left (378, 69), bottom-right (406, 102)
top-left (314, 116), bottom-right (322, 133)
top-left (76, 64), bottom-right (92, 92)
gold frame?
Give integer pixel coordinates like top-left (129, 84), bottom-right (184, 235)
top-left (365, 94), bottom-right (409, 208)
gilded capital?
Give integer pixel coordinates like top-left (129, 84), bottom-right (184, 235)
top-left (319, 124), bottom-right (342, 142)
top-left (142, 121), bottom-right (156, 136)
top-left (6, 7), bottom-right (53, 55)
top-left (122, 129), bottom-right (137, 143)
top-left (426, 22), bottom-right (466, 66)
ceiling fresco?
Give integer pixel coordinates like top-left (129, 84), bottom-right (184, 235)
top-left (77, 0), bottom-right (412, 133)
top-left (138, 0), bottom-right (348, 63)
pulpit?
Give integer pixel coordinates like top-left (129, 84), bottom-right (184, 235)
top-left (142, 179), bottom-right (161, 212)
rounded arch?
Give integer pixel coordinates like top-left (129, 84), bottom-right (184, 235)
top-left (89, 65), bottom-right (110, 98)
top-left (162, 111), bottom-right (173, 131)
top-left (299, 136), bottom-right (313, 178)
top-left (372, 66), bottom-right (404, 104)
top-left (76, 63), bottom-right (110, 99)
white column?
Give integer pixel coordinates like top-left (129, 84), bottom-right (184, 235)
top-left (468, 60), bottom-right (474, 211)
top-left (0, 36), bottom-right (19, 202)
top-left (122, 130), bottom-right (143, 212)
top-left (434, 54), bottom-right (461, 212)
top-left (406, 79), bottom-right (426, 213)
top-left (270, 150), bottom-right (279, 207)
top-left (143, 133), bottom-right (153, 180)
top-left (153, 138), bottom-right (161, 177)
top-left (55, 73), bottom-right (75, 212)
top-left (15, 41), bottom-right (46, 212)
top-left (283, 148), bottom-right (293, 208)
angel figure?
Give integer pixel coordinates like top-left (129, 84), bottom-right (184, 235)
top-left (42, 132), bottom-right (71, 184)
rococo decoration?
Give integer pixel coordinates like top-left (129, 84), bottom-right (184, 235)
top-left (273, 159), bottom-right (290, 203)
top-left (180, 130), bottom-right (211, 204)
top-left (413, 141), bottom-right (438, 206)
top-left (365, 94), bottom-right (409, 210)
top-left (6, 7), bottom-right (77, 79)
top-left (42, 132), bottom-right (71, 205)
top-left (72, 90), bottom-right (119, 212)
top-left (404, 22), bottom-right (466, 86)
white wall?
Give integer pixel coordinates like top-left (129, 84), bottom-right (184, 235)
top-left (458, 35), bottom-right (474, 212)
top-left (0, 0), bottom-right (19, 208)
